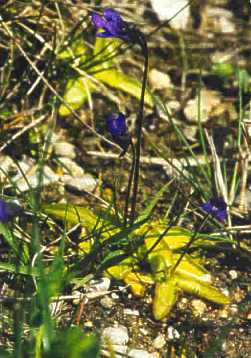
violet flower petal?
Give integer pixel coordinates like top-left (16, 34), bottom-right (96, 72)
top-left (91, 13), bottom-right (106, 28)
top-left (201, 197), bottom-right (227, 221)
top-left (106, 112), bottom-right (127, 137)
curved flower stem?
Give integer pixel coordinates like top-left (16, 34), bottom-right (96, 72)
top-left (124, 140), bottom-right (135, 226)
top-left (129, 44), bottom-right (149, 225)
top-left (170, 214), bottom-right (210, 275)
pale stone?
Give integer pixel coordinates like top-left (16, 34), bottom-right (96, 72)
top-left (123, 308), bottom-right (140, 316)
top-left (103, 325), bottom-right (129, 345)
top-left (206, 8), bottom-right (235, 34)
top-left (167, 326), bottom-right (180, 340)
top-left (218, 308), bottom-right (229, 319)
top-left (112, 345), bottom-right (127, 357)
top-left (88, 277), bottom-right (111, 294)
top-left (100, 296), bottom-right (115, 309)
top-left (229, 270), bottom-right (238, 280)
top-left (127, 349), bottom-right (152, 358)
top-left (153, 333), bottom-right (166, 349)
top-left (191, 299), bottom-right (207, 316)
top-left (54, 141), bottom-right (76, 159)
top-left (184, 89), bottom-right (221, 123)
top-left (149, 69), bottom-right (171, 90)
top-left (13, 164), bottom-right (59, 192)
top-left (62, 174), bottom-right (97, 192)
top-left (150, 0), bottom-right (190, 30)
top-left (59, 157), bottom-right (84, 176)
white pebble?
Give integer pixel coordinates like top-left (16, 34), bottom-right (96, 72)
top-left (229, 270), bottom-right (238, 280)
top-left (113, 345), bottom-right (127, 356)
top-left (54, 142), bottom-right (76, 159)
top-left (124, 308), bottom-right (140, 316)
top-left (102, 326), bottom-right (129, 345)
top-left (100, 296), bottom-right (114, 309)
top-left (88, 277), bottom-right (111, 293)
top-left (127, 349), bottom-right (152, 358)
top-left (167, 326), bottom-right (180, 340)
top-left (153, 333), bottom-right (166, 349)
top-left (111, 293), bottom-right (119, 299)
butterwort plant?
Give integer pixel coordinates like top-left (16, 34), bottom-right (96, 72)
top-left (92, 8), bottom-right (149, 225)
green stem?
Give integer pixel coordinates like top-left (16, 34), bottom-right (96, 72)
top-left (171, 214), bottom-right (209, 274)
top-left (124, 140), bottom-right (135, 226)
top-left (129, 44), bottom-right (149, 225)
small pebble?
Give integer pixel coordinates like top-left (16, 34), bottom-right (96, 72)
top-left (191, 299), bottom-right (207, 316)
top-left (63, 174), bottom-right (97, 192)
top-left (184, 89), bottom-right (221, 123)
top-left (112, 345), bottom-right (127, 357)
top-left (59, 157), bottom-right (84, 176)
top-left (229, 304), bottom-right (238, 314)
top-left (149, 354), bottom-right (159, 358)
top-left (84, 321), bottom-right (93, 328)
top-left (102, 326), bottom-right (129, 345)
top-left (167, 326), bottom-right (180, 340)
top-left (246, 312), bottom-right (251, 320)
top-left (150, 0), bottom-right (190, 30)
top-left (100, 296), bottom-right (114, 309)
top-left (139, 328), bottom-right (148, 336)
top-left (149, 69), bottom-right (171, 90)
top-left (111, 293), bottom-right (119, 299)
top-left (218, 308), bottom-right (229, 319)
top-left (88, 277), bottom-right (111, 294)
top-left (13, 163), bottom-right (59, 192)
top-left (229, 270), bottom-right (238, 280)
top-left (127, 349), bottom-right (152, 358)
top-left (54, 141), bottom-right (76, 159)
top-left (222, 341), bottom-right (227, 351)
top-left (153, 333), bottom-right (166, 349)
top-left (124, 308), bottom-right (140, 316)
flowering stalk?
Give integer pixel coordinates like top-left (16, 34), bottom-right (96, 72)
top-left (92, 8), bottom-right (148, 225)
top-left (123, 141), bottom-right (135, 226)
top-left (171, 214), bottom-right (209, 275)
top-left (129, 41), bottom-right (148, 225)
top-left (171, 197), bottom-right (227, 274)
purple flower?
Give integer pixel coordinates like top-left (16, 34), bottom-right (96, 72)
top-left (106, 112), bottom-right (131, 154)
top-left (0, 199), bottom-right (22, 223)
top-left (106, 112), bottom-right (127, 137)
top-left (200, 197), bottom-right (227, 221)
top-left (91, 8), bottom-right (131, 42)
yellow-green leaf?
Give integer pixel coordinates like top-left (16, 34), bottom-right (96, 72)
top-left (104, 258), bottom-right (134, 280)
top-left (173, 254), bottom-right (212, 283)
top-left (124, 271), bottom-right (154, 297)
top-left (176, 276), bottom-right (230, 305)
top-left (153, 278), bottom-right (178, 320)
top-left (95, 69), bottom-right (153, 107)
top-left (42, 203), bottom-right (97, 229)
top-left (93, 37), bottom-right (119, 70)
top-left (148, 250), bottom-right (173, 281)
top-left (58, 38), bottom-right (88, 62)
top-left (59, 76), bottom-right (96, 116)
